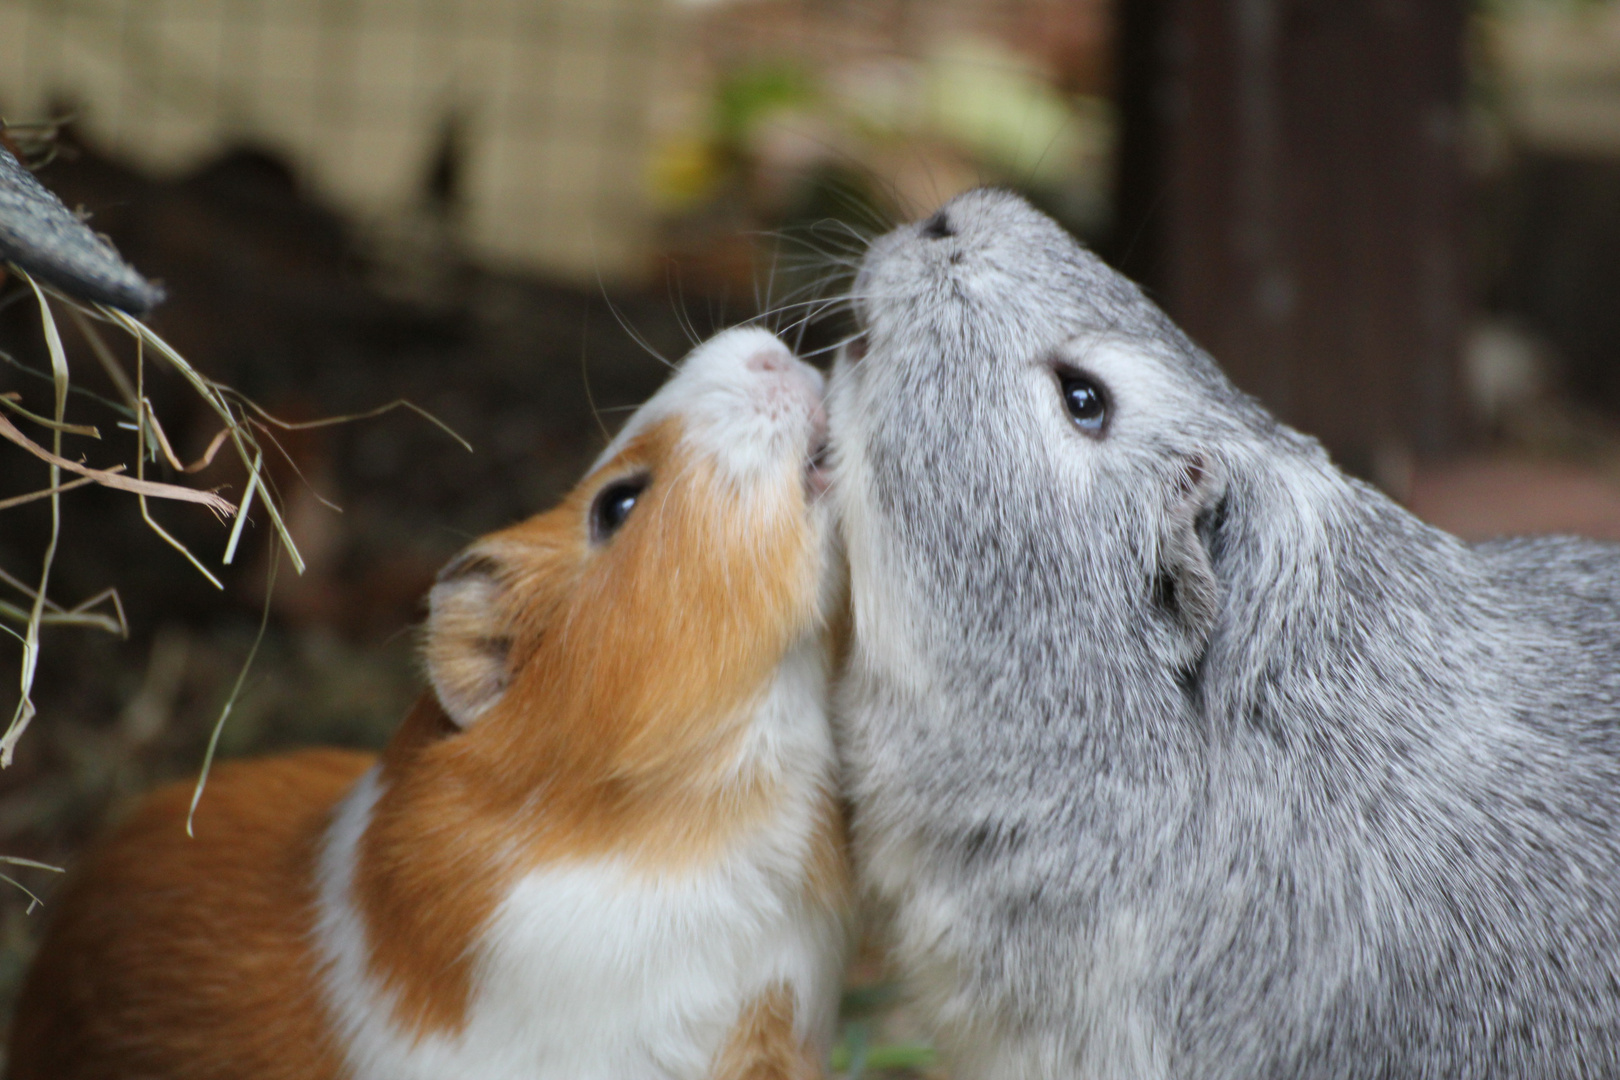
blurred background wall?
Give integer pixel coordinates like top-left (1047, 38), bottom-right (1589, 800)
top-left (0, 0), bottom-right (666, 279)
top-left (0, 0), bottom-right (1114, 283)
top-left (12, 0), bottom-right (1610, 484)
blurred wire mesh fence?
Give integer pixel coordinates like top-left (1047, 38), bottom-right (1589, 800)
top-left (0, 0), bottom-right (667, 280)
top-left (0, 0), bottom-right (1114, 287)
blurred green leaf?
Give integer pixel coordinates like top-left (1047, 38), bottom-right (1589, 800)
top-left (831, 1040), bottom-right (938, 1073)
top-left (713, 63), bottom-right (821, 148)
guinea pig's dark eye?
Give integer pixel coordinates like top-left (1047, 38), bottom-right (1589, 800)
top-left (591, 477), bottom-right (646, 543)
top-left (1059, 372), bottom-right (1109, 435)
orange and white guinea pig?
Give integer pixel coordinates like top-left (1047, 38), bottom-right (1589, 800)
top-left (7, 326), bottom-right (851, 1080)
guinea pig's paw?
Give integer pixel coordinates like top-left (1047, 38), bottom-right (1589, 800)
top-left (424, 549), bottom-right (513, 728)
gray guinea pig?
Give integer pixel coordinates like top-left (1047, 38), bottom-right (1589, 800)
top-left (827, 188), bottom-right (1620, 1079)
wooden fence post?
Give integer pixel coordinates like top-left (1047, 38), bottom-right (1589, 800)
top-left (1113, 0), bottom-right (1468, 480)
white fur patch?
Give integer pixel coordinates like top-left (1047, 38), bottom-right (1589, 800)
top-left (591, 326), bottom-right (826, 494)
top-left (313, 645), bottom-right (846, 1080)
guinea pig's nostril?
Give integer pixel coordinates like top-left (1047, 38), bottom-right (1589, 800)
top-left (920, 210), bottom-right (955, 240)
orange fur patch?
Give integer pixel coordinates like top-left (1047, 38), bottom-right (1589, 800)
top-left (803, 790), bottom-right (854, 913)
top-left (356, 416), bottom-right (835, 1037)
top-left (8, 385), bottom-right (848, 1074)
top-left (712, 983), bottom-right (821, 1080)
top-left (8, 750), bottom-right (373, 1080)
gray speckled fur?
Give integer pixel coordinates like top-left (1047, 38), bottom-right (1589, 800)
top-left (0, 145), bottom-right (163, 314)
top-left (828, 189), bottom-right (1620, 1079)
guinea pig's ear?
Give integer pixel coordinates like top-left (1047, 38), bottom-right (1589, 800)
top-left (1154, 454), bottom-right (1224, 666)
top-left (423, 550), bottom-right (512, 728)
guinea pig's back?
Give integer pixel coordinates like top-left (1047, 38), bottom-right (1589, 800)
top-left (1472, 536), bottom-right (1620, 732)
top-left (8, 749), bottom-right (373, 1080)
top-left (1475, 534), bottom-right (1620, 609)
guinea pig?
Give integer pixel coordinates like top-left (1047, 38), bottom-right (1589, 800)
top-left (8, 326), bottom-right (850, 1080)
top-left (827, 188), bottom-right (1620, 1078)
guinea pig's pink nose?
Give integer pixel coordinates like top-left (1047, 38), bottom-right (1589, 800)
top-left (747, 345), bottom-right (824, 405)
top-left (747, 348), bottom-right (793, 375)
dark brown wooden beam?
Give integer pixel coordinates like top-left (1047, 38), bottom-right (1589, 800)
top-left (1111, 0), bottom-right (1468, 479)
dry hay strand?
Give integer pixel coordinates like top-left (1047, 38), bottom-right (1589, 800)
top-left (0, 268), bottom-right (467, 866)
